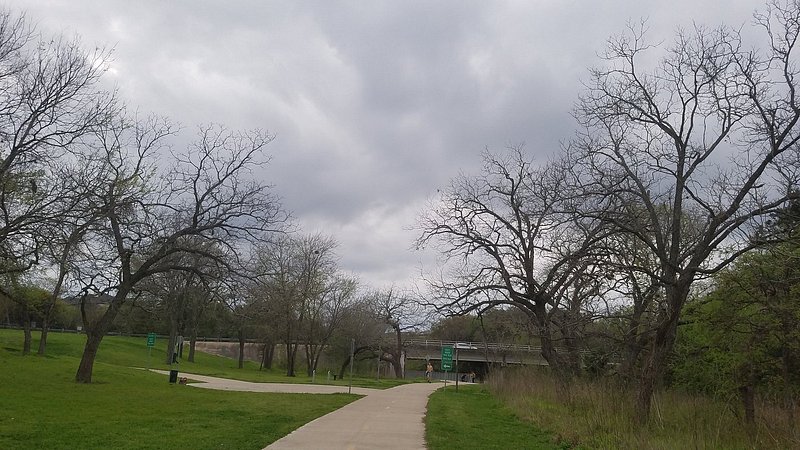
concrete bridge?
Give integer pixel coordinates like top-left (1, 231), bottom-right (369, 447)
top-left (404, 339), bottom-right (550, 366)
top-left (192, 338), bottom-right (573, 377)
top-left (192, 338), bottom-right (559, 366)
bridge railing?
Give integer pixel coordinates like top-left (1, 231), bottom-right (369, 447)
top-left (404, 338), bottom-right (543, 353)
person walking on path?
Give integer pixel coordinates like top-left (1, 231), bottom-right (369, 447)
top-left (425, 362), bottom-right (433, 382)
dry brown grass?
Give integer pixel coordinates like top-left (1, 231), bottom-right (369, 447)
top-left (487, 368), bottom-right (800, 449)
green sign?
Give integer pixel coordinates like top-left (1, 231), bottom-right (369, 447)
top-left (146, 332), bottom-right (156, 348)
top-left (441, 346), bottom-right (453, 371)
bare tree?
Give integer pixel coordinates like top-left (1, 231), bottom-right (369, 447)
top-left (0, 9), bottom-right (114, 279)
top-left (417, 147), bottom-right (610, 382)
top-left (253, 235), bottom-right (303, 376)
top-left (137, 238), bottom-right (226, 364)
top-left (303, 274), bottom-right (357, 376)
top-left (252, 233), bottom-right (340, 376)
top-left (36, 220), bottom-right (89, 356)
top-left (244, 274), bottom-right (281, 370)
top-left (367, 287), bottom-right (426, 379)
top-left (0, 10), bottom-right (114, 350)
top-left (73, 119), bottom-right (286, 383)
top-left (574, 3), bottom-right (800, 419)
top-left (333, 298), bottom-right (387, 379)
top-left (34, 153), bottom-right (114, 355)
top-left (476, 308), bottom-right (540, 369)
top-left (228, 281), bottom-right (257, 370)
top-left (293, 235), bottom-right (339, 376)
top-left (594, 233), bottom-right (663, 384)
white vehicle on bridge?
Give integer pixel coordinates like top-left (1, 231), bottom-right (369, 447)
top-left (454, 342), bottom-right (478, 350)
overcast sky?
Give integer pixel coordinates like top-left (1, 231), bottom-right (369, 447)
top-left (8, 0), bottom-right (764, 289)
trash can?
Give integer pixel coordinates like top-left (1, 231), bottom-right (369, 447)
top-left (169, 369), bottom-right (179, 383)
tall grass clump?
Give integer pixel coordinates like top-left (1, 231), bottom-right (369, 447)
top-left (487, 367), bottom-right (799, 449)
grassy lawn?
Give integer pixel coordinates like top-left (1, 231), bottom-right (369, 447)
top-left (425, 384), bottom-right (567, 450)
top-left (149, 345), bottom-right (414, 389)
top-left (0, 329), bottom-right (413, 388)
top-left (1, 329), bottom-right (578, 450)
top-left (0, 329), bottom-right (361, 449)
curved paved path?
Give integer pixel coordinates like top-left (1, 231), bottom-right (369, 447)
top-left (266, 381), bottom-right (443, 450)
top-left (150, 370), bottom-right (444, 449)
top-left (155, 370), bottom-right (379, 396)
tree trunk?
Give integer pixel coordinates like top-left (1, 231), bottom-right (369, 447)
top-left (542, 343), bottom-right (572, 400)
top-left (285, 343), bottom-right (293, 376)
top-left (618, 311), bottom-right (649, 384)
top-left (290, 343), bottom-right (300, 376)
top-left (305, 344), bottom-right (314, 376)
top-left (557, 318), bottom-right (583, 375)
top-left (635, 312), bottom-right (680, 422)
top-left (259, 341), bottom-right (275, 370)
top-left (618, 279), bottom-right (656, 384)
top-left (186, 306), bottom-right (199, 363)
top-left (618, 338), bottom-right (644, 385)
top-left (284, 318), bottom-right (298, 376)
top-left (285, 343), bottom-right (295, 376)
top-left (312, 346), bottom-right (323, 375)
top-left (305, 343), bottom-right (325, 376)
top-left (21, 307), bottom-right (32, 355)
top-left (634, 281), bottom-right (689, 423)
top-left (76, 329), bottom-right (105, 383)
top-left (165, 316), bottom-right (178, 364)
top-left (237, 329), bottom-right (245, 369)
top-left (738, 350), bottom-right (757, 437)
top-left (392, 354), bottom-right (403, 378)
top-left (339, 354), bottom-right (352, 380)
top-left (534, 309), bottom-right (574, 397)
top-left (75, 291), bottom-right (127, 383)
top-left (39, 260), bottom-right (70, 357)
top-left (782, 350), bottom-right (796, 436)
top-left (740, 384), bottom-right (756, 425)
top-left (37, 317), bottom-right (49, 356)
top-left (284, 340), bottom-right (302, 377)
top-left (261, 341), bottom-right (274, 370)
top-left (393, 327), bottom-right (404, 379)
top-left (381, 348), bottom-right (403, 379)
top-left (339, 346), bottom-right (369, 379)
top-left (188, 336), bottom-right (196, 363)
top-left (564, 340), bottom-right (582, 374)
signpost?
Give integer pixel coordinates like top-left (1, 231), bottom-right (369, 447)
top-left (441, 345), bottom-right (453, 388)
top-left (146, 333), bottom-right (156, 370)
top-left (348, 338), bottom-right (355, 394)
top-left (441, 345), bottom-right (453, 370)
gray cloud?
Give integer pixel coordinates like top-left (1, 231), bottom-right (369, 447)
top-left (9, 0), bottom-right (764, 287)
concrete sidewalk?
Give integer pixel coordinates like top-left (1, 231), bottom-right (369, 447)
top-left (148, 370), bottom-right (444, 449)
top-left (154, 370), bottom-right (379, 396)
top-left (266, 381), bottom-right (443, 450)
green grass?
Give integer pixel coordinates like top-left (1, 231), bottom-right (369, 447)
top-left (0, 330), bottom-right (582, 450)
top-left (152, 346), bottom-right (413, 389)
top-left (425, 384), bottom-right (566, 450)
top-left (0, 329), bottom-right (413, 388)
top-left (0, 329), bottom-right (359, 449)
